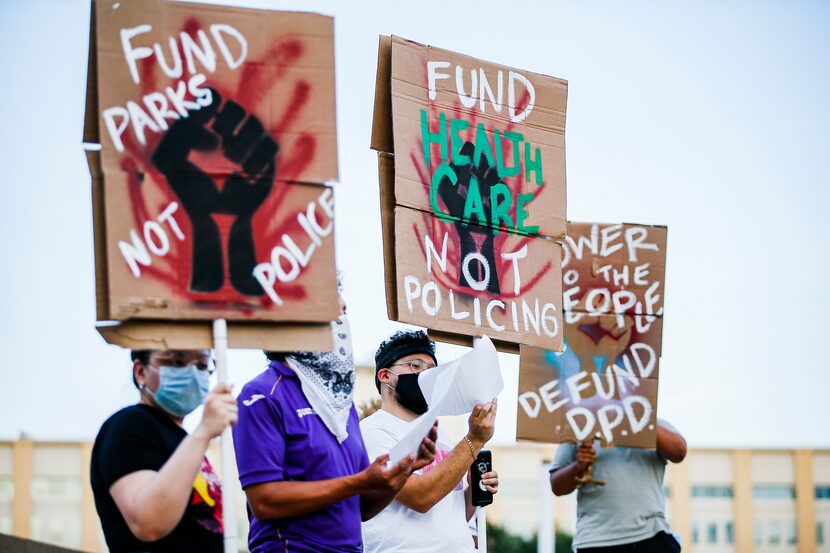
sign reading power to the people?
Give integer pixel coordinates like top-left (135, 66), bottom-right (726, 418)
top-left (372, 35), bottom-right (568, 351)
top-left (517, 222), bottom-right (667, 448)
top-left (85, 0), bottom-right (340, 325)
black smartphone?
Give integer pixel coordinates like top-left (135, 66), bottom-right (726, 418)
top-left (471, 449), bottom-right (493, 507)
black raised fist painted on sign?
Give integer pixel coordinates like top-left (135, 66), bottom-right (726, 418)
top-left (152, 89), bottom-right (279, 296)
top-left (437, 141), bottom-right (502, 295)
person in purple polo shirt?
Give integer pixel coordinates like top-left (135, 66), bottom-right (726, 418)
top-left (233, 297), bottom-right (436, 553)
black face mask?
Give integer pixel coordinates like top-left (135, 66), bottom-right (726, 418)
top-left (389, 372), bottom-right (428, 415)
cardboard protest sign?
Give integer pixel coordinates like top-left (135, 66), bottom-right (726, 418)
top-left (96, 319), bottom-right (334, 351)
top-left (84, 0), bottom-right (340, 339)
top-left (372, 36), bottom-right (568, 351)
top-left (517, 222), bottom-right (667, 448)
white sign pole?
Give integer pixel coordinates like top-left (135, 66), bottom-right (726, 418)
top-left (538, 461), bottom-right (554, 553)
top-left (477, 507), bottom-right (488, 551)
top-left (213, 319), bottom-right (238, 553)
top-left (472, 336), bottom-right (487, 552)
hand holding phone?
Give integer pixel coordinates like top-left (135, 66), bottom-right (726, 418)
top-left (471, 449), bottom-right (494, 507)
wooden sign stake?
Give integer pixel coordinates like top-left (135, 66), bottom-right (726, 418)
top-left (213, 319), bottom-right (238, 553)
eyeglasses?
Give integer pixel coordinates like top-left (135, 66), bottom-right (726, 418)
top-left (149, 358), bottom-right (215, 375)
top-left (390, 360), bottom-right (436, 374)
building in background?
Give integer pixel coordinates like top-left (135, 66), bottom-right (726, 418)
top-left (482, 445), bottom-right (830, 553)
top-left (2, 438), bottom-right (828, 553)
top-left (0, 439), bottom-right (250, 552)
top-left (1, 366), bottom-right (828, 552)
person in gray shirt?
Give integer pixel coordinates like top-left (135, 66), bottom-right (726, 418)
top-left (550, 420), bottom-right (687, 552)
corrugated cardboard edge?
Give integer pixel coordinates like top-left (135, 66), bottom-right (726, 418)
top-left (83, 0), bottom-right (98, 145)
top-left (390, 34), bottom-right (569, 92)
top-left (84, 0), bottom-right (109, 321)
top-left (569, 221), bottom-right (668, 231)
top-left (370, 35), bottom-right (393, 153)
top-left (378, 152), bottom-right (398, 321)
top-left (97, 320), bottom-right (334, 351)
top-left (373, 35), bottom-right (402, 322)
top-left (514, 436), bottom-right (657, 450)
top-left (324, 13), bottom-right (340, 183)
top-left (428, 330), bottom-right (521, 355)
top-left (89, 151), bottom-right (110, 322)
top-left (567, 220), bottom-right (668, 238)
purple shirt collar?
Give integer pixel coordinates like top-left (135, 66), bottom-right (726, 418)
top-left (269, 359), bottom-right (297, 378)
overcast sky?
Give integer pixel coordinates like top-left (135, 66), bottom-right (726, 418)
top-left (0, 0), bottom-right (827, 448)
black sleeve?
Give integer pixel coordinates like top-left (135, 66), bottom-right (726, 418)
top-left (97, 408), bottom-right (172, 489)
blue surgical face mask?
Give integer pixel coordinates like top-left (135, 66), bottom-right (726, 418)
top-left (151, 365), bottom-right (210, 418)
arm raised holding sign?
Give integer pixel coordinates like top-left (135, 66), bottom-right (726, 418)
top-left (394, 399), bottom-right (499, 516)
top-left (360, 330), bottom-right (501, 553)
top-left (656, 422), bottom-right (687, 463)
top-left (548, 420), bottom-right (686, 552)
top-left (90, 350), bottom-right (235, 553)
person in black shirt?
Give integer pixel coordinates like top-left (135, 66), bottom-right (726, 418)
top-left (90, 349), bottom-right (237, 553)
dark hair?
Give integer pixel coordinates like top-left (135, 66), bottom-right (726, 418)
top-left (374, 330), bottom-right (437, 392)
top-left (264, 351), bottom-right (288, 363)
top-left (130, 350), bottom-right (151, 389)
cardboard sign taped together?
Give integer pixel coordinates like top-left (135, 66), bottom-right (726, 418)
top-left (84, 0), bottom-right (340, 336)
top-left (517, 222), bottom-right (667, 448)
top-left (372, 36), bottom-right (568, 351)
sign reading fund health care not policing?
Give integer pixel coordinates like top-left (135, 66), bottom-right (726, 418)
top-left (85, 0), bottom-right (339, 327)
top-left (517, 222), bottom-right (667, 448)
top-left (372, 36), bottom-right (568, 351)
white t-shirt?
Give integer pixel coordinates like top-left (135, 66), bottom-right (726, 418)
top-left (360, 409), bottom-right (476, 553)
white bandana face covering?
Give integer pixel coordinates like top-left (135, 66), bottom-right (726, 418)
top-left (285, 314), bottom-right (355, 443)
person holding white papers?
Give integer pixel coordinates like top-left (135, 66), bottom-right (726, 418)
top-left (361, 330), bottom-right (500, 553)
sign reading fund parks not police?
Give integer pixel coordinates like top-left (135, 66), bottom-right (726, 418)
top-left (84, 0), bottom-right (340, 324)
top-left (372, 36), bottom-right (568, 351)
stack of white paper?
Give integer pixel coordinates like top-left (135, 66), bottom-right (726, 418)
top-left (388, 335), bottom-right (503, 465)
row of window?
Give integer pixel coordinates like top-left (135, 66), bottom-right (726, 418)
top-left (0, 477), bottom-right (12, 502)
top-left (0, 476), bottom-right (81, 502)
top-left (0, 515), bottom-right (10, 535)
top-left (754, 519), bottom-right (798, 546)
top-left (816, 520), bottom-right (830, 546)
top-left (689, 484), bottom-right (830, 500)
top-left (692, 518), bottom-right (830, 546)
top-left (692, 485), bottom-right (733, 498)
top-left (754, 485), bottom-right (796, 500)
top-left (692, 520), bottom-right (734, 545)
